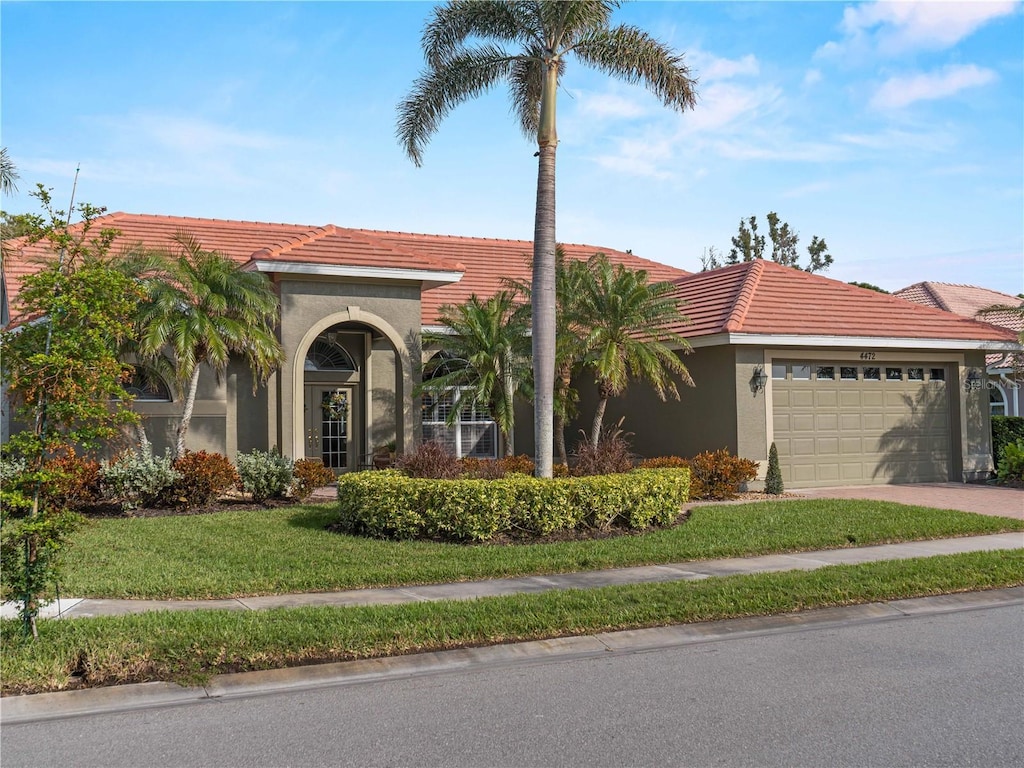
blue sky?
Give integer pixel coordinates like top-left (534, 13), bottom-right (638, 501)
top-left (2, 1), bottom-right (1021, 293)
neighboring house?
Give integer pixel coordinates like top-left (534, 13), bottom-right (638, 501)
top-left (2, 214), bottom-right (1017, 487)
top-left (894, 282), bottom-right (1023, 418)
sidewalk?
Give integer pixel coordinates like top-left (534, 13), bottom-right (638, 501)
top-left (8, 532), bottom-right (1022, 621)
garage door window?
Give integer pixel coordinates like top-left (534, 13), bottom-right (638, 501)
top-left (772, 363), bottom-right (787, 379)
top-left (817, 366), bottom-right (835, 380)
top-left (886, 367), bottom-right (903, 381)
top-left (908, 368), bottom-right (924, 381)
top-left (863, 367), bottom-right (881, 381)
top-left (793, 364), bottom-right (811, 380)
top-left (841, 366), bottom-right (858, 380)
top-left (930, 368), bottom-right (945, 381)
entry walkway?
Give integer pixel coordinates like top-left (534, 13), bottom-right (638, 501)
top-left (12, 532), bottom-right (1022, 621)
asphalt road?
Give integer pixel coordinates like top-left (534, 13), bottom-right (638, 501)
top-left (2, 603), bottom-right (1022, 768)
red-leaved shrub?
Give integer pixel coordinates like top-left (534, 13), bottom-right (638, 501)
top-left (168, 451), bottom-right (239, 509)
top-left (292, 458), bottom-right (335, 500)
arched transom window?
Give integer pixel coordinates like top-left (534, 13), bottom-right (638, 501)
top-left (305, 334), bottom-right (358, 372)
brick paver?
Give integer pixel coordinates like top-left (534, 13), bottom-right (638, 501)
top-left (793, 482), bottom-right (1024, 519)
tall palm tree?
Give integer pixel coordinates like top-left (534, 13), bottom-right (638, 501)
top-left (419, 290), bottom-right (532, 457)
top-left (576, 253), bottom-right (693, 444)
top-left (120, 232), bottom-right (284, 458)
top-left (0, 148), bottom-right (18, 196)
top-left (397, 0), bottom-right (698, 477)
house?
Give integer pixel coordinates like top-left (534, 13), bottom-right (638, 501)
top-left (3, 213), bottom-right (1017, 488)
top-left (893, 282), bottom-right (1023, 417)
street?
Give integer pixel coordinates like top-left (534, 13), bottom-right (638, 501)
top-left (2, 602), bottom-right (1022, 767)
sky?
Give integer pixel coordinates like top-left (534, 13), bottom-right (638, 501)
top-left (1, 1), bottom-right (1021, 294)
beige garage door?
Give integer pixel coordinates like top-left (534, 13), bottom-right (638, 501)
top-left (772, 362), bottom-right (951, 487)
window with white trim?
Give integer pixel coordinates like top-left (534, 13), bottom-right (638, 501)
top-left (990, 384), bottom-right (1007, 417)
top-left (421, 388), bottom-right (498, 459)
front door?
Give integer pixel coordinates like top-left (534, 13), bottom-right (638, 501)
top-left (305, 386), bottom-right (354, 473)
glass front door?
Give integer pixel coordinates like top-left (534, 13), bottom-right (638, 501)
top-left (305, 386), bottom-right (352, 472)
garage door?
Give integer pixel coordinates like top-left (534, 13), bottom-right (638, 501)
top-left (772, 362), bottom-right (951, 487)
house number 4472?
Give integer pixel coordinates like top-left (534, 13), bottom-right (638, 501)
top-left (859, 352), bottom-right (876, 360)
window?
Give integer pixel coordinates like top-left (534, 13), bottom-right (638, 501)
top-left (120, 366), bottom-right (171, 401)
top-left (885, 367), bottom-right (903, 381)
top-left (816, 366), bottom-right (835, 380)
top-left (771, 363), bottom-right (787, 380)
top-left (841, 366), bottom-right (858, 380)
top-left (863, 367), bottom-right (881, 381)
top-left (908, 368), bottom-right (924, 381)
top-left (930, 368), bottom-right (946, 382)
top-left (305, 337), bottom-right (357, 371)
top-left (421, 388), bottom-right (497, 459)
top-left (990, 385), bottom-right (1007, 417)
top-left (792, 364), bottom-right (811, 380)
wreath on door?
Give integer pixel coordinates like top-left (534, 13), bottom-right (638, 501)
top-left (322, 390), bottom-right (349, 421)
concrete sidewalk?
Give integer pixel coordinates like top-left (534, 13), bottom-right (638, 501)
top-left (9, 532), bottom-right (1022, 621)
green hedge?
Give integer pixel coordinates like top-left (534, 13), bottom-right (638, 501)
top-left (335, 468), bottom-right (691, 542)
top-left (992, 416), bottom-right (1024, 466)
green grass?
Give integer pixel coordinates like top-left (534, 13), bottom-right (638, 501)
top-left (4, 550), bottom-right (1021, 695)
top-left (60, 499), bottom-right (1024, 599)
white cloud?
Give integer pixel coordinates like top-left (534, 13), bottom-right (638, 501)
top-left (870, 64), bottom-right (997, 109)
top-left (838, 127), bottom-right (956, 153)
top-left (574, 91), bottom-right (648, 120)
top-left (683, 82), bottom-right (782, 133)
top-left (817, 0), bottom-right (1018, 58)
top-left (803, 69), bottom-right (823, 87)
top-left (690, 52), bottom-right (760, 83)
top-left (594, 136), bottom-right (675, 180)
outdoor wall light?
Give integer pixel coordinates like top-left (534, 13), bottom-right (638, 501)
top-left (963, 368), bottom-right (983, 392)
top-left (750, 364), bottom-right (769, 394)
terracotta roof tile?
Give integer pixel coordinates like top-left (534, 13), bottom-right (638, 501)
top-left (665, 260), bottom-right (1018, 343)
top-left (355, 229), bottom-right (688, 326)
top-left (894, 281), bottom-right (1023, 332)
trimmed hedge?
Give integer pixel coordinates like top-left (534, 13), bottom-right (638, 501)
top-left (992, 416), bottom-right (1024, 467)
top-left (335, 468), bottom-right (691, 542)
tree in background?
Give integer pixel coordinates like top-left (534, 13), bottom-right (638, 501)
top-left (418, 291), bottom-right (533, 457)
top-left (397, 0), bottom-right (698, 477)
top-left (1, 188), bottom-right (143, 637)
top-left (848, 281), bottom-right (889, 293)
top-left (0, 148), bottom-right (18, 196)
top-left (119, 232), bottom-right (284, 459)
top-left (574, 253), bottom-right (693, 444)
top-left (702, 212), bottom-right (835, 274)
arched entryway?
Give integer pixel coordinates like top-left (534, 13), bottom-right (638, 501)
top-left (289, 307), bottom-right (415, 473)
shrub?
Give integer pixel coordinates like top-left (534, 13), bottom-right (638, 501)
top-left (396, 441), bottom-right (461, 479)
top-left (764, 442), bottom-right (784, 495)
top-left (996, 439), bottom-right (1024, 483)
top-left (292, 459), bottom-right (335, 501)
top-left (335, 468), bottom-right (690, 542)
top-left (687, 448), bottom-right (758, 501)
top-left (167, 451), bottom-right (239, 510)
top-left (499, 454), bottom-right (535, 476)
top-left (39, 450), bottom-right (102, 511)
top-left (236, 449), bottom-right (294, 503)
top-left (100, 449), bottom-right (179, 512)
top-left (459, 457), bottom-right (506, 479)
top-left (637, 456), bottom-right (688, 470)
top-left (992, 416), bottom-right (1024, 467)
top-left (572, 422), bottom-right (635, 476)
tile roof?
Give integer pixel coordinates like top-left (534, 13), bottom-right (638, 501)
top-left (358, 229), bottom-right (688, 325)
top-left (894, 281), bottom-right (1023, 331)
top-left (1, 212), bottom-right (687, 327)
top-left (664, 260), bottom-right (1018, 344)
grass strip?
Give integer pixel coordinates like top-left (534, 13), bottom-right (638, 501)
top-left (5, 549), bottom-right (1022, 696)
top-left (61, 499), bottom-right (1024, 599)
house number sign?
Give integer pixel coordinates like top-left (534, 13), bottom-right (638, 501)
top-left (859, 351), bottom-right (877, 360)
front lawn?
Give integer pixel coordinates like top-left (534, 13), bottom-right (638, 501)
top-left (60, 498), bottom-right (1024, 599)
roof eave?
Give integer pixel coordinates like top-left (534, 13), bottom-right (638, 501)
top-left (248, 260), bottom-right (463, 287)
top-left (678, 332), bottom-right (1019, 351)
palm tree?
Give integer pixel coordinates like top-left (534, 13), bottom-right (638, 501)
top-left (418, 290), bottom-right (532, 457)
top-left (397, 1), bottom-right (698, 477)
top-left (0, 148), bottom-right (18, 196)
top-left (576, 253), bottom-right (693, 444)
top-left (120, 232), bottom-right (284, 458)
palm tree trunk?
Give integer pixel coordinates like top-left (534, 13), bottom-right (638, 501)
top-left (532, 59), bottom-right (559, 479)
top-left (555, 412), bottom-right (568, 466)
top-left (175, 366), bottom-right (202, 459)
top-left (591, 395), bottom-right (609, 446)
